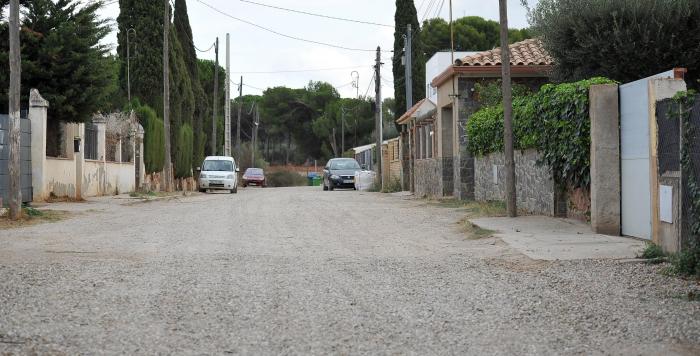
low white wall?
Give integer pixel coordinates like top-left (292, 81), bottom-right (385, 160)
top-left (83, 160), bottom-right (105, 197)
top-left (105, 162), bottom-right (135, 195)
top-left (45, 157), bottom-right (77, 199)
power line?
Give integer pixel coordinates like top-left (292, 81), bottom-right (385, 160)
top-left (239, 0), bottom-right (393, 28)
top-left (167, 0), bottom-right (216, 53)
top-left (232, 65), bottom-right (369, 75)
top-left (195, 0), bottom-right (392, 53)
top-left (363, 73), bottom-right (375, 98)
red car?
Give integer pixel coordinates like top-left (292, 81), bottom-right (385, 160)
top-left (242, 168), bottom-right (266, 187)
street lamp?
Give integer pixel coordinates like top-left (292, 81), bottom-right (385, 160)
top-left (351, 71), bottom-right (359, 99)
top-left (126, 28), bottom-right (137, 105)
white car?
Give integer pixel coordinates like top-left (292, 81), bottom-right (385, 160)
top-left (197, 156), bottom-right (239, 194)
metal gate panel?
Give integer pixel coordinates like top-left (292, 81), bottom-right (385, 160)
top-left (0, 114), bottom-right (32, 206)
top-left (619, 71), bottom-right (674, 240)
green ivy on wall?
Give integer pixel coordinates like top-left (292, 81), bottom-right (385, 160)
top-left (466, 77), bottom-right (615, 190)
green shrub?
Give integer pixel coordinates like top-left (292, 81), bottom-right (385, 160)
top-left (638, 243), bottom-right (665, 259)
top-left (175, 124), bottom-right (194, 178)
top-left (668, 249), bottom-right (700, 278)
top-left (382, 177), bottom-right (402, 193)
top-left (266, 171), bottom-right (307, 187)
top-left (135, 104), bottom-right (165, 174)
top-left (466, 77), bottom-right (616, 189)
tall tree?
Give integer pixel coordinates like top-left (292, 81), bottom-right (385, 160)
top-left (421, 16), bottom-right (531, 59)
top-left (117, 0), bottom-right (164, 113)
top-left (393, 0), bottom-right (425, 120)
top-left (530, 0), bottom-right (700, 85)
top-left (173, 0), bottom-right (207, 167)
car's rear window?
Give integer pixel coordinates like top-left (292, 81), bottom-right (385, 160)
top-left (203, 160), bottom-right (233, 172)
top-left (330, 160), bottom-right (360, 170)
top-left (245, 168), bottom-right (263, 175)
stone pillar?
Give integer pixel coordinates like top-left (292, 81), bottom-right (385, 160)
top-left (28, 89), bottom-right (49, 202)
top-left (75, 123), bottom-right (84, 200)
top-left (590, 84), bottom-right (621, 235)
top-left (92, 116), bottom-right (107, 195)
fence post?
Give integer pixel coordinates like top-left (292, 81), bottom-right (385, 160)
top-left (92, 116), bottom-right (107, 195)
top-left (75, 123), bottom-right (84, 200)
top-left (28, 89), bottom-right (48, 202)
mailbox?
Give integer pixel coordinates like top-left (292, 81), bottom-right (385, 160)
top-left (74, 136), bottom-right (81, 153)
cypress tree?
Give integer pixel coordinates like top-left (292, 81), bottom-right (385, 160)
top-left (174, 0), bottom-right (207, 167)
top-left (392, 0), bottom-right (425, 121)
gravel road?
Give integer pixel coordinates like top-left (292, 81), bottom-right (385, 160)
top-left (1, 186), bottom-right (699, 355)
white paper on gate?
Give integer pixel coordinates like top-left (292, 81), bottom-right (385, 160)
top-left (354, 170), bottom-right (376, 191)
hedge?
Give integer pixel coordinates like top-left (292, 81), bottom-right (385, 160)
top-left (175, 124), bottom-right (194, 178)
top-left (466, 77), bottom-right (615, 189)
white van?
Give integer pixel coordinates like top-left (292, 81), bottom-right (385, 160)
top-left (197, 156), bottom-right (239, 193)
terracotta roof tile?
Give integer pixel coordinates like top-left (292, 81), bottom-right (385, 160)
top-left (396, 98), bottom-right (426, 124)
top-left (456, 38), bottom-right (554, 67)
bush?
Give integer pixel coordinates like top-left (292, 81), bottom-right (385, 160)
top-left (466, 77), bottom-right (615, 189)
top-left (266, 171), bottom-right (307, 187)
top-left (135, 104), bottom-right (165, 174)
top-left (175, 124), bottom-right (194, 178)
top-left (668, 249), bottom-right (700, 278)
top-left (638, 243), bottom-right (665, 259)
top-left (237, 142), bottom-right (270, 174)
top-left (382, 177), bottom-right (402, 193)
top-left (530, 0), bottom-right (700, 87)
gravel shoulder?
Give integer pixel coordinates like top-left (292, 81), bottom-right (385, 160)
top-left (0, 186), bottom-right (699, 355)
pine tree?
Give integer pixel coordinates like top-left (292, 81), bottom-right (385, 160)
top-left (393, 0), bottom-right (425, 121)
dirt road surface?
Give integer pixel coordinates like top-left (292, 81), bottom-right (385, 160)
top-left (1, 187), bottom-right (699, 354)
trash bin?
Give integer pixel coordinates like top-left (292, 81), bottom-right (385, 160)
top-left (307, 172), bottom-right (318, 186)
top-left (312, 176), bottom-right (322, 186)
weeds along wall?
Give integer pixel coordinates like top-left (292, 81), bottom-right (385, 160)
top-left (466, 77), bottom-right (616, 190)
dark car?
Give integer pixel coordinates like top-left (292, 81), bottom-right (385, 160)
top-left (323, 158), bottom-right (362, 191)
top-left (242, 168), bottom-right (266, 187)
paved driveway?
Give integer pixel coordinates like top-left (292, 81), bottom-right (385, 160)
top-left (1, 187), bottom-right (699, 354)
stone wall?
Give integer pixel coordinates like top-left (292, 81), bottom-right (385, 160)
top-left (474, 149), bottom-right (555, 216)
top-left (415, 158), bottom-right (442, 198)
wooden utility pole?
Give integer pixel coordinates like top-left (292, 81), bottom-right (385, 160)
top-left (224, 33), bottom-right (231, 157)
top-left (237, 76), bottom-right (243, 161)
top-left (163, 0), bottom-right (173, 191)
top-left (374, 47), bottom-right (383, 190)
top-left (8, 0), bottom-right (21, 219)
top-left (404, 24), bottom-right (413, 112)
top-left (212, 37), bottom-right (219, 155)
top-left (499, 0), bottom-right (517, 217)
top-left (252, 105), bottom-right (259, 168)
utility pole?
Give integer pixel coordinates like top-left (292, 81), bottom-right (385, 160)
top-left (8, 0), bottom-right (21, 219)
top-left (163, 0), bottom-right (173, 192)
top-left (404, 23), bottom-right (413, 111)
top-left (252, 105), bottom-right (259, 168)
top-left (374, 47), bottom-right (383, 190)
top-left (237, 76), bottom-right (243, 161)
top-left (224, 33), bottom-right (231, 157)
top-left (341, 107), bottom-right (345, 155)
top-left (499, 0), bottom-right (517, 217)
top-left (126, 28), bottom-right (136, 105)
top-left (212, 37), bottom-right (219, 155)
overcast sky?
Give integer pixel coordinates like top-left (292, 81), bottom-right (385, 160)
top-left (97, 0), bottom-right (536, 99)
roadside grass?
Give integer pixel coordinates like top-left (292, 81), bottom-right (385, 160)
top-left (129, 190), bottom-right (163, 199)
top-left (637, 242), bottom-right (666, 261)
top-left (0, 206), bottom-right (68, 229)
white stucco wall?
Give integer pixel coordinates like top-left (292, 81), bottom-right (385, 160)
top-left (45, 158), bottom-right (77, 199)
top-left (105, 162), bottom-right (135, 195)
top-left (426, 51), bottom-right (477, 103)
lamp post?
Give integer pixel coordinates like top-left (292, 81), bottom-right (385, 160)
top-left (351, 71), bottom-right (360, 98)
top-left (126, 28), bottom-right (137, 105)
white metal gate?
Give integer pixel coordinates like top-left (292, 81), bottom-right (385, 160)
top-left (619, 71), bottom-right (674, 240)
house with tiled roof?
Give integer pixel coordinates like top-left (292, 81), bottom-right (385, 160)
top-left (420, 38), bottom-right (554, 199)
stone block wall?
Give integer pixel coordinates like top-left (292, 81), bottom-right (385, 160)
top-left (415, 158), bottom-right (442, 198)
top-left (474, 149), bottom-right (555, 216)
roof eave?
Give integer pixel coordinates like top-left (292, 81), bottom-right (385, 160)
top-left (431, 64), bottom-right (553, 88)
